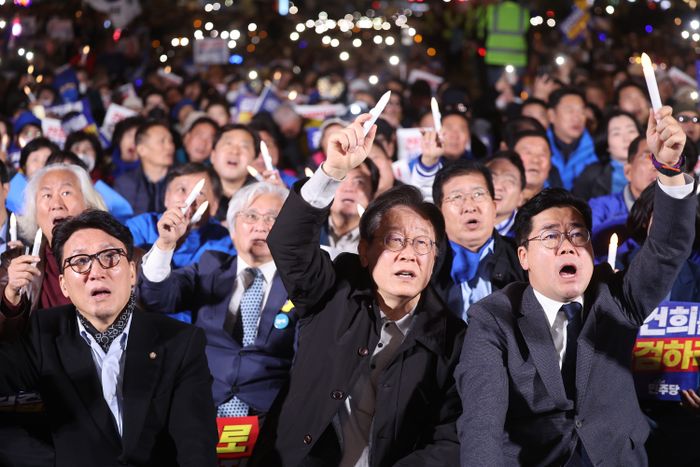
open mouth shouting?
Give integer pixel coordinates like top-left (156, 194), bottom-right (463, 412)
top-left (559, 263), bottom-right (578, 279)
top-left (89, 287), bottom-right (112, 300)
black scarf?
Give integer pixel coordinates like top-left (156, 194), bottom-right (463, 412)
top-left (77, 293), bottom-right (135, 353)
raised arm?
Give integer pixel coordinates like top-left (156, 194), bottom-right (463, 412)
top-left (267, 114), bottom-right (377, 316)
top-left (617, 106), bottom-right (697, 324)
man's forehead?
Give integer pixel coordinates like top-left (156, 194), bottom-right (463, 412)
top-left (39, 172), bottom-right (78, 190)
top-left (380, 206), bottom-right (434, 233)
top-left (220, 129), bottom-right (252, 142)
top-left (532, 206), bottom-right (585, 227)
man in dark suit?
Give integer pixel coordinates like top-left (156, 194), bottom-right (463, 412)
top-left (0, 210), bottom-right (218, 466)
top-left (138, 181), bottom-right (298, 418)
top-left (251, 114), bottom-right (465, 466)
top-left (456, 106), bottom-right (697, 466)
top-left (431, 159), bottom-right (526, 323)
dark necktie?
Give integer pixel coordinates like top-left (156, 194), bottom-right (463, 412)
top-left (560, 302), bottom-right (583, 402)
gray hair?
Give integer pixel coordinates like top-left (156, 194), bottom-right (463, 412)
top-left (272, 103), bottom-right (301, 126)
top-left (19, 163), bottom-right (107, 239)
top-left (226, 182), bottom-right (289, 232)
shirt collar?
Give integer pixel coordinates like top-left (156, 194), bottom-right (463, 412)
top-left (379, 304), bottom-right (417, 337)
top-left (77, 312), bottom-right (133, 355)
top-left (236, 257), bottom-right (277, 285)
top-left (532, 288), bottom-right (583, 329)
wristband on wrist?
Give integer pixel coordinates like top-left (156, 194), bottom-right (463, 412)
top-left (650, 152), bottom-right (684, 176)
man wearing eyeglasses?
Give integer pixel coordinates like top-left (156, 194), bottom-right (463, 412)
top-left (0, 210), bottom-right (218, 466)
top-left (138, 182), bottom-right (299, 422)
top-left (456, 107), bottom-right (697, 466)
top-left (251, 114), bottom-right (465, 466)
top-left (431, 159), bottom-right (526, 324)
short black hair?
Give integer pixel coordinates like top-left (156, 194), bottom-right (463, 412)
top-left (613, 79), bottom-right (649, 106)
top-left (521, 97), bottom-right (548, 112)
top-left (135, 121), bottom-right (171, 146)
top-left (164, 162), bottom-right (223, 201)
top-left (20, 137), bottom-right (60, 171)
top-left (486, 150), bottom-right (527, 191)
top-left (52, 210), bottom-right (134, 268)
top-left (508, 129), bottom-right (550, 151)
top-left (46, 151), bottom-right (89, 171)
top-left (627, 135), bottom-right (646, 163)
top-left (360, 184), bottom-right (445, 248)
top-left (212, 123), bottom-right (260, 152)
top-left (502, 118), bottom-right (547, 148)
top-left (547, 86), bottom-right (586, 109)
top-left (110, 116), bottom-right (146, 152)
top-left (186, 115), bottom-right (218, 135)
top-left (433, 159), bottom-right (495, 206)
top-left (64, 130), bottom-right (104, 166)
top-left (513, 188), bottom-right (592, 247)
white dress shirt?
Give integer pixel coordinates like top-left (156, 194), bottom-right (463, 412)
top-left (141, 244), bottom-right (277, 333)
top-left (77, 313), bottom-right (133, 437)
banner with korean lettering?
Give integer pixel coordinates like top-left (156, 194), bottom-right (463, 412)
top-left (633, 301), bottom-right (700, 401)
top-left (216, 416), bottom-right (259, 462)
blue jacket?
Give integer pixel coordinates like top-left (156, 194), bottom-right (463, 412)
top-left (589, 192), bottom-right (629, 236)
top-left (546, 127), bottom-right (597, 191)
top-left (126, 212), bottom-right (235, 267)
top-left (137, 251), bottom-right (298, 413)
top-left (7, 173), bottom-right (134, 222)
top-left (113, 167), bottom-right (167, 215)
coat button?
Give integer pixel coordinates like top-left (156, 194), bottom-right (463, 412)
top-left (231, 385), bottom-right (239, 393)
top-left (330, 390), bottom-right (345, 400)
top-left (357, 347), bottom-right (369, 356)
top-left (575, 419), bottom-right (582, 429)
top-left (303, 434), bottom-right (312, 445)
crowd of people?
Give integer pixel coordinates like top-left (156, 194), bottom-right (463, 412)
top-left (0, 1), bottom-right (699, 466)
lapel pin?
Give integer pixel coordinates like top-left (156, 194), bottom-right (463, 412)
top-left (149, 352), bottom-right (157, 360)
top-left (274, 313), bottom-right (290, 330)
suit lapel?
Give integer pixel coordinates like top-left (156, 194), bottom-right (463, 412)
top-left (575, 291), bottom-right (599, 407)
top-left (518, 287), bottom-right (569, 404)
top-left (121, 311), bottom-right (163, 454)
top-left (209, 258), bottom-right (239, 328)
top-left (257, 273), bottom-right (288, 343)
top-left (55, 313), bottom-right (122, 449)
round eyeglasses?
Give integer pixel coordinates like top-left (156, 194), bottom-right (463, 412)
top-left (524, 229), bottom-right (591, 250)
top-left (381, 233), bottom-right (435, 256)
top-left (62, 248), bottom-right (127, 274)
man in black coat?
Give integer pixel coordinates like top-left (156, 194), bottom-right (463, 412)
top-left (0, 210), bottom-right (217, 466)
top-left (431, 159), bottom-right (527, 323)
top-left (251, 114), bottom-right (465, 466)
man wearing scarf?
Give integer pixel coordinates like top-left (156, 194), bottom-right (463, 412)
top-left (0, 210), bottom-right (217, 466)
top-left (431, 160), bottom-right (526, 322)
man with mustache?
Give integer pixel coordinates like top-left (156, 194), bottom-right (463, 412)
top-left (456, 106), bottom-right (696, 466)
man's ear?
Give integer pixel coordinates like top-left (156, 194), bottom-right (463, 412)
top-left (129, 261), bottom-right (136, 287)
top-left (58, 274), bottom-right (70, 298)
top-left (517, 245), bottom-right (530, 271)
top-left (358, 238), bottom-right (369, 268)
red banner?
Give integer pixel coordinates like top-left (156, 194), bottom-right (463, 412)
top-left (216, 416), bottom-right (260, 459)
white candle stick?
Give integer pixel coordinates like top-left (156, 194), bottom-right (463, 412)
top-left (430, 97), bottom-right (442, 134)
top-left (190, 201), bottom-right (209, 225)
top-left (304, 167), bottom-right (314, 178)
top-left (180, 178), bottom-right (205, 214)
top-left (362, 90), bottom-right (391, 137)
top-left (607, 233), bottom-right (618, 270)
top-left (9, 213), bottom-right (16, 243)
top-left (247, 166), bottom-right (264, 181)
top-left (640, 53), bottom-right (662, 112)
top-left (31, 228), bottom-right (42, 257)
top-left (260, 141), bottom-right (274, 171)
top-left (356, 204), bottom-right (365, 217)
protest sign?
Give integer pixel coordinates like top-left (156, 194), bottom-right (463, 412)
top-left (216, 416), bottom-right (259, 460)
top-left (633, 301), bottom-right (700, 401)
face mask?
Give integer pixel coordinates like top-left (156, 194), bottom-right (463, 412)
top-left (77, 153), bottom-right (96, 172)
top-left (226, 90), bottom-right (238, 104)
top-left (79, 83), bottom-right (88, 95)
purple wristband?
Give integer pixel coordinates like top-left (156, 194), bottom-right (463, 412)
top-left (650, 152), bottom-right (684, 176)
